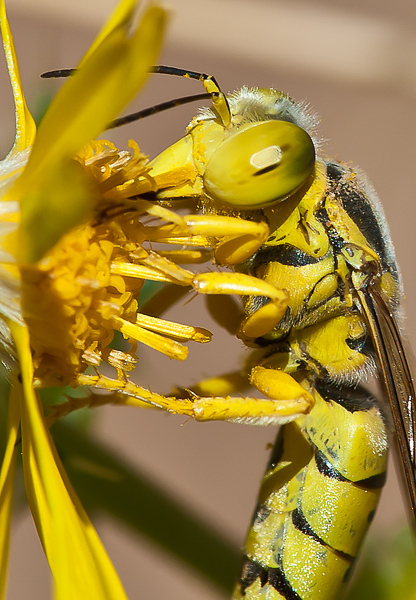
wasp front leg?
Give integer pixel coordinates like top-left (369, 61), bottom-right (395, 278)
top-left (151, 213), bottom-right (270, 265)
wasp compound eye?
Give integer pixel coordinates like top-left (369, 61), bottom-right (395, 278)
top-left (203, 120), bottom-right (316, 209)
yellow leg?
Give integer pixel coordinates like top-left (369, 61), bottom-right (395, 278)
top-left (193, 272), bottom-right (288, 338)
top-left (150, 214), bottom-right (269, 265)
top-left (133, 268), bottom-right (288, 340)
top-left (75, 367), bottom-right (314, 425)
top-left (45, 362), bottom-right (313, 427)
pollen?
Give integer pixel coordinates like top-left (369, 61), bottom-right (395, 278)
top-left (18, 140), bottom-right (210, 388)
top-left (76, 139), bottom-right (157, 200)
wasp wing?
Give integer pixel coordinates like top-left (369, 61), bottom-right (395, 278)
top-left (358, 286), bottom-right (416, 521)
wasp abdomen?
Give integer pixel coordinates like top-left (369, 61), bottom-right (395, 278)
top-left (232, 384), bottom-right (388, 600)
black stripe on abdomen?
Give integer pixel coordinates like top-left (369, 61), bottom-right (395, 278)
top-left (238, 557), bottom-right (302, 600)
top-left (315, 448), bottom-right (387, 489)
top-left (291, 507), bottom-right (354, 562)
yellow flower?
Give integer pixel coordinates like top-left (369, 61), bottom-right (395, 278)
top-left (0, 1), bottom-right (213, 598)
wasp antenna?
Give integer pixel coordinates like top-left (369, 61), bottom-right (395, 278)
top-left (40, 68), bottom-right (76, 78)
top-left (151, 65), bottom-right (231, 127)
top-left (107, 93), bottom-right (212, 129)
top-left (41, 64), bottom-right (231, 126)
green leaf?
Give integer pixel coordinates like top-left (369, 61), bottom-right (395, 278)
top-left (346, 527), bottom-right (416, 600)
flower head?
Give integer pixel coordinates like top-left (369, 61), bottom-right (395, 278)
top-left (0, 1), bottom-right (212, 598)
top-left (20, 138), bottom-right (207, 388)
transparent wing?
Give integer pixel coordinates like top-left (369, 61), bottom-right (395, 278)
top-left (357, 286), bottom-right (416, 522)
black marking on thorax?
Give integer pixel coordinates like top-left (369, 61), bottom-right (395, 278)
top-left (325, 162), bottom-right (386, 260)
top-left (345, 333), bottom-right (373, 356)
top-left (314, 382), bottom-right (380, 413)
top-left (250, 243), bottom-right (320, 271)
top-left (314, 205), bottom-right (344, 255)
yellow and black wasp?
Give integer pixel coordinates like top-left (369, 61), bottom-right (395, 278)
top-left (141, 67), bottom-right (416, 599)
top-left (42, 63), bottom-right (416, 598)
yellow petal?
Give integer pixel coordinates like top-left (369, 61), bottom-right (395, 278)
top-left (10, 321), bottom-right (128, 600)
top-left (19, 156), bottom-right (97, 265)
top-left (0, 386), bottom-right (19, 600)
top-left (11, 2), bottom-right (166, 263)
top-left (0, 0), bottom-right (36, 153)
top-left (19, 3), bottom-right (166, 189)
top-left (80, 0), bottom-right (137, 64)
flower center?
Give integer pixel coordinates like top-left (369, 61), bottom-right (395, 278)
top-left (18, 140), bottom-right (209, 387)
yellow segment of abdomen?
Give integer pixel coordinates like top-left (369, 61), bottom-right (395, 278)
top-left (232, 384), bottom-right (388, 600)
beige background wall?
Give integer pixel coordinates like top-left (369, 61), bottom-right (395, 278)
top-left (1, 0), bottom-right (416, 598)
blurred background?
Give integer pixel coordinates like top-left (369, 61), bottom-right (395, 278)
top-left (1, 0), bottom-right (416, 597)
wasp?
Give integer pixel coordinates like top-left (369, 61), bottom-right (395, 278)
top-left (42, 65), bottom-right (416, 598)
top-left (139, 67), bottom-right (416, 599)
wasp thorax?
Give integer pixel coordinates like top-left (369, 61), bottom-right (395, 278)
top-left (203, 120), bottom-right (315, 209)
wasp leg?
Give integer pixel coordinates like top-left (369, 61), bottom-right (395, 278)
top-left (171, 371), bottom-right (251, 398)
top-left (116, 258), bottom-right (288, 353)
top-left (151, 214), bottom-right (270, 265)
top-left (193, 271), bottom-right (289, 338)
top-left (186, 215), bottom-right (269, 266)
top-left (91, 366), bottom-right (314, 424)
top-left (45, 379), bottom-right (177, 426)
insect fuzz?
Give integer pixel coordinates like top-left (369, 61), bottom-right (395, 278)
top-left (147, 81), bottom-right (410, 600)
